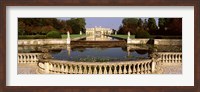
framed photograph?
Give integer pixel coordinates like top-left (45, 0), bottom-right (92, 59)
top-left (0, 0), bottom-right (199, 92)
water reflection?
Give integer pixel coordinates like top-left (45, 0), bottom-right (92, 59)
top-left (85, 35), bottom-right (118, 41)
top-left (50, 45), bottom-right (149, 61)
top-left (18, 44), bottom-right (182, 62)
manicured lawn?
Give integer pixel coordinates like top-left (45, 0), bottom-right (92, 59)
top-left (61, 34), bottom-right (86, 39)
top-left (110, 35), bottom-right (135, 39)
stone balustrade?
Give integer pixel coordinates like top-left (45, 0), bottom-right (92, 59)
top-left (18, 52), bottom-right (182, 74)
top-left (157, 52), bottom-right (182, 63)
top-left (37, 59), bottom-right (157, 74)
top-left (18, 53), bottom-right (42, 63)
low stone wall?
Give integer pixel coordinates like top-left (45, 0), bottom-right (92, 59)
top-left (18, 39), bottom-right (67, 45)
top-left (127, 39), bottom-right (181, 45)
top-left (154, 39), bottom-right (182, 45)
top-left (127, 39), bottom-right (149, 44)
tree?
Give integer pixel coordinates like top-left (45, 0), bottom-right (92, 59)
top-left (147, 18), bottom-right (158, 35)
top-left (158, 18), bottom-right (166, 35)
top-left (165, 18), bottom-right (182, 35)
top-left (143, 19), bottom-right (148, 31)
top-left (66, 18), bottom-right (86, 34)
top-left (137, 18), bottom-right (143, 28)
top-left (118, 18), bottom-right (139, 34)
top-left (18, 21), bottom-right (25, 35)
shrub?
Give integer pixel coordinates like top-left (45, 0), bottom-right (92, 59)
top-left (46, 30), bottom-right (61, 38)
top-left (135, 30), bottom-right (151, 38)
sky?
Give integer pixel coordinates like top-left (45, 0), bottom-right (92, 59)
top-left (58, 17), bottom-right (158, 30)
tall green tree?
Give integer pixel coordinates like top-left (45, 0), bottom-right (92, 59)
top-left (120, 18), bottom-right (139, 34)
top-left (147, 18), bottom-right (158, 35)
top-left (165, 18), bottom-right (182, 35)
top-left (137, 18), bottom-right (143, 28)
top-left (66, 18), bottom-right (86, 34)
top-left (158, 18), bottom-right (166, 35)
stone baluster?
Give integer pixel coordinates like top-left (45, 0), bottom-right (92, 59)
top-left (144, 63), bottom-right (147, 74)
top-left (93, 65), bottom-right (97, 74)
top-left (65, 64), bottom-right (69, 74)
top-left (123, 65), bottom-right (127, 74)
top-left (83, 65), bottom-right (87, 74)
top-left (164, 54), bottom-right (167, 63)
top-left (99, 65), bottom-right (102, 74)
top-left (162, 54), bottom-right (165, 63)
top-left (108, 65), bottom-right (112, 74)
top-left (60, 64), bottom-right (64, 74)
top-left (137, 64), bottom-right (140, 74)
top-left (78, 65), bottom-right (82, 74)
top-left (114, 65), bottom-right (117, 74)
top-left (24, 55), bottom-right (26, 63)
top-left (49, 63), bottom-right (53, 73)
top-left (140, 63), bottom-right (144, 74)
top-left (119, 65), bottom-right (122, 74)
top-left (128, 64), bottom-right (132, 74)
top-left (69, 64), bottom-right (73, 74)
top-left (88, 65), bottom-right (92, 74)
top-left (103, 65), bottom-right (107, 74)
top-left (177, 54), bottom-right (179, 63)
top-left (132, 64), bottom-right (136, 74)
top-left (174, 54), bottom-right (177, 63)
top-left (147, 62), bottom-right (150, 73)
top-left (74, 65), bottom-right (78, 74)
top-left (170, 54), bottom-right (173, 63)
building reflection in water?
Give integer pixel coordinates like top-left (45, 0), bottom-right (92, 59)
top-left (86, 35), bottom-right (113, 41)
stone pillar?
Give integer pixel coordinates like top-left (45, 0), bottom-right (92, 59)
top-left (127, 31), bottom-right (131, 44)
top-left (44, 60), bottom-right (49, 74)
top-left (115, 31), bottom-right (117, 35)
top-left (41, 48), bottom-right (52, 74)
top-left (128, 31), bottom-right (130, 37)
top-left (80, 31), bottom-right (82, 35)
top-left (67, 31), bottom-right (71, 44)
top-left (151, 59), bottom-right (156, 73)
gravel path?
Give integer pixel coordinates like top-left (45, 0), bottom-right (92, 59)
top-left (159, 63), bottom-right (182, 74)
top-left (18, 63), bottom-right (38, 74)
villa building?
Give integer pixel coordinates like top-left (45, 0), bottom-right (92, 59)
top-left (86, 26), bottom-right (112, 36)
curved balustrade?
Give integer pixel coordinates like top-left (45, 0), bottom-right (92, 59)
top-left (18, 52), bottom-right (182, 74)
top-left (157, 52), bottom-right (182, 63)
top-left (37, 59), bottom-right (156, 74)
top-left (18, 53), bottom-right (42, 63)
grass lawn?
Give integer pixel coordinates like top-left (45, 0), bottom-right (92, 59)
top-left (61, 34), bottom-right (86, 39)
top-left (110, 35), bottom-right (135, 39)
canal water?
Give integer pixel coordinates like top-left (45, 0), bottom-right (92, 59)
top-left (18, 44), bottom-right (182, 62)
top-left (18, 36), bottom-right (182, 62)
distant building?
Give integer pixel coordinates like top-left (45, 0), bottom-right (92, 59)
top-left (86, 26), bottom-right (112, 36)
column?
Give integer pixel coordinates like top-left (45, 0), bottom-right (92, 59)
top-left (67, 31), bottom-right (71, 45)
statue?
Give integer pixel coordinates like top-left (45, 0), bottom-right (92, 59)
top-left (67, 31), bottom-right (71, 44)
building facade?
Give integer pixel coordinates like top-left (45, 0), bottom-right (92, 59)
top-left (86, 26), bottom-right (112, 36)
